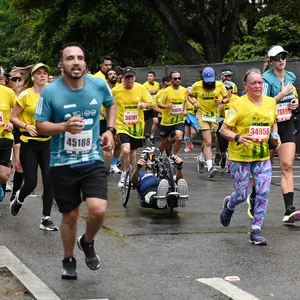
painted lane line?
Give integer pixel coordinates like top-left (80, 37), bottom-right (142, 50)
top-left (0, 246), bottom-right (60, 300)
top-left (196, 277), bottom-right (260, 300)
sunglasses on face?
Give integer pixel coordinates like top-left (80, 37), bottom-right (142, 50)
top-left (11, 77), bottom-right (21, 82)
top-left (172, 77), bottom-right (181, 81)
top-left (0, 72), bottom-right (5, 76)
top-left (271, 52), bottom-right (287, 62)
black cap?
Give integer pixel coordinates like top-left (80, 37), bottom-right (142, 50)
top-left (123, 66), bottom-right (136, 77)
top-left (113, 66), bottom-right (123, 73)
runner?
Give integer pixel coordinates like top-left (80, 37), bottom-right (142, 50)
top-left (10, 63), bottom-right (58, 231)
top-left (34, 42), bottom-right (116, 279)
top-left (93, 55), bottom-right (112, 80)
top-left (255, 45), bottom-right (300, 224)
top-left (188, 67), bottom-right (228, 178)
top-left (113, 66), bottom-right (158, 188)
top-left (220, 68), bottom-right (280, 245)
top-left (0, 84), bottom-right (16, 207)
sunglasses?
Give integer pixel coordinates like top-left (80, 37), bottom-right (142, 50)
top-left (172, 77), bottom-right (181, 81)
top-left (0, 72), bottom-right (5, 76)
top-left (11, 77), bottom-right (21, 82)
top-left (271, 52), bottom-right (287, 62)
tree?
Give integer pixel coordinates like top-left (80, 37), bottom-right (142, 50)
top-left (144, 0), bottom-right (242, 63)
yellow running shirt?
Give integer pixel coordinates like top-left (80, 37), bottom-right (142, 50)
top-left (18, 88), bottom-right (51, 143)
top-left (189, 81), bottom-right (227, 121)
top-left (158, 86), bottom-right (187, 126)
top-left (219, 94), bottom-right (240, 118)
top-left (155, 88), bottom-right (166, 117)
top-left (224, 94), bottom-right (277, 162)
top-left (143, 81), bottom-right (160, 111)
top-left (0, 85), bottom-right (16, 140)
top-left (93, 70), bottom-right (106, 80)
top-left (113, 83), bottom-right (154, 138)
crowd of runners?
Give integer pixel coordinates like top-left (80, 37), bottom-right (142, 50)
top-left (0, 43), bottom-right (299, 279)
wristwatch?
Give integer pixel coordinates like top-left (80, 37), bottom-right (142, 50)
top-left (234, 134), bottom-right (240, 142)
top-left (106, 126), bottom-right (116, 135)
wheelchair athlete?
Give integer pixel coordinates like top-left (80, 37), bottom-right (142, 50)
top-left (131, 147), bottom-right (189, 209)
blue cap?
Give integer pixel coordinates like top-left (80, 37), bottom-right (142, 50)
top-left (202, 67), bottom-right (215, 83)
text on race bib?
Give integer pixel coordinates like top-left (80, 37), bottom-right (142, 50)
top-left (276, 103), bottom-right (291, 122)
top-left (124, 111), bottom-right (138, 125)
top-left (64, 130), bottom-right (92, 152)
top-left (0, 111), bottom-right (3, 126)
top-left (171, 105), bottom-right (183, 115)
top-left (249, 126), bottom-right (270, 142)
top-left (202, 113), bottom-right (216, 123)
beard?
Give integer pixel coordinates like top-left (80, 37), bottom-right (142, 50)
top-left (109, 78), bottom-right (117, 84)
top-left (203, 81), bottom-right (216, 91)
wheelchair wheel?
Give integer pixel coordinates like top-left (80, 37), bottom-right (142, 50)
top-left (164, 158), bottom-right (175, 191)
top-left (122, 165), bottom-right (132, 207)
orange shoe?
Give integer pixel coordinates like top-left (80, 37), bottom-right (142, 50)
top-left (189, 142), bottom-right (194, 149)
top-left (184, 146), bottom-right (190, 152)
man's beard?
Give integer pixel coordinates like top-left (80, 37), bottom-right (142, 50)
top-left (64, 69), bottom-right (84, 80)
top-left (203, 81), bottom-right (216, 90)
top-left (109, 78), bottom-right (117, 84)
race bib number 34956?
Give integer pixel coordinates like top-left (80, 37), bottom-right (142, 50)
top-left (64, 130), bottom-right (92, 152)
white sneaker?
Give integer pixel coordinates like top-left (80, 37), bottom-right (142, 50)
top-left (110, 164), bottom-right (121, 174)
top-left (177, 179), bottom-right (189, 207)
top-left (155, 179), bottom-right (169, 208)
top-left (118, 178), bottom-right (124, 188)
top-left (6, 183), bottom-right (12, 192)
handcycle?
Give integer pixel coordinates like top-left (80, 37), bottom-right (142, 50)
top-left (122, 149), bottom-right (181, 218)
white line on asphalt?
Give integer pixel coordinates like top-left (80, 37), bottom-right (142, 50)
top-left (0, 246), bottom-right (60, 300)
top-left (272, 175), bottom-right (300, 178)
top-left (196, 277), bottom-right (260, 300)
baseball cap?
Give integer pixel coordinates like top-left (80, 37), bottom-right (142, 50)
top-left (31, 63), bottom-right (50, 75)
top-left (202, 67), bottom-right (215, 83)
top-left (224, 81), bottom-right (234, 89)
top-left (221, 70), bottom-right (233, 76)
top-left (123, 66), bottom-right (136, 77)
top-left (113, 66), bottom-right (123, 73)
top-left (267, 46), bottom-right (288, 58)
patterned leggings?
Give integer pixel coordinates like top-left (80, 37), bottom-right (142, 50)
top-left (228, 160), bottom-right (272, 230)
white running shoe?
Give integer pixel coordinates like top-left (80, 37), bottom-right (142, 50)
top-left (6, 183), bottom-right (12, 192)
top-left (177, 179), bottom-right (189, 207)
top-left (110, 164), bottom-right (121, 174)
top-left (155, 179), bottom-right (169, 208)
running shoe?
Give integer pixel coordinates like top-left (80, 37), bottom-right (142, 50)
top-left (39, 216), bottom-right (58, 231)
top-left (282, 206), bottom-right (300, 224)
top-left (189, 141), bottom-right (194, 149)
top-left (5, 183), bottom-right (12, 192)
top-left (208, 167), bottom-right (218, 178)
top-left (197, 157), bottom-right (205, 173)
top-left (148, 137), bottom-right (155, 145)
top-left (62, 257), bottom-right (77, 280)
top-left (220, 155), bottom-right (227, 169)
top-left (155, 179), bottom-right (169, 208)
top-left (220, 196), bottom-right (234, 227)
top-left (184, 146), bottom-right (190, 152)
top-left (110, 164), bottom-right (121, 174)
top-left (10, 191), bottom-right (23, 216)
top-left (249, 229), bottom-right (268, 245)
top-left (77, 235), bottom-right (100, 270)
top-left (247, 193), bottom-right (255, 219)
top-left (0, 185), bottom-right (4, 202)
top-left (177, 179), bottom-right (188, 207)
top-left (214, 153), bottom-right (221, 166)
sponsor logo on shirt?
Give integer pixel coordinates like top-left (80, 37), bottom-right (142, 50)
top-left (64, 104), bottom-right (77, 109)
top-left (89, 98), bottom-right (98, 105)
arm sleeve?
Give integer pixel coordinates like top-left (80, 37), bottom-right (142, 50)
top-left (16, 91), bottom-right (28, 109)
top-left (189, 84), bottom-right (197, 97)
top-left (224, 102), bottom-right (239, 127)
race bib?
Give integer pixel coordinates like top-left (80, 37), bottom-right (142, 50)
top-left (276, 103), bottom-right (291, 122)
top-left (64, 130), bottom-right (92, 152)
top-left (202, 113), bottom-right (216, 123)
top-left (249, 126), bottom-right (270, 142)
top-left (171, 105), bottom-right (183, 115)
top-left (0, 111), bottom-right (4, 126)
top-left (124, 111), bottom-right (138, 124)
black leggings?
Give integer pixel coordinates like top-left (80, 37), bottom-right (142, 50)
top-left (216, 121), bottom-right (229, 153)
top-left (19, 139), bottom-right (53, 216)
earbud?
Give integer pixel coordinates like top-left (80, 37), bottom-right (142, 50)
top-left (31, 76), bottom-right (34, 81)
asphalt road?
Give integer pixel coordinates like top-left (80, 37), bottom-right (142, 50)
top-left (0, 145), bottom-right (300, 300)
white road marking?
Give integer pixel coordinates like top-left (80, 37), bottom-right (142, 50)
top-left (0, 246), bottom-right (60, 300)
top-left (196, 277), bottom-right (260, 300)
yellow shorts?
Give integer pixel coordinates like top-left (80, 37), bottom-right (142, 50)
top-left (197, 112), bottom-right (219, 132)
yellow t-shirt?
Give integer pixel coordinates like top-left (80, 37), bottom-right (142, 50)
top-left (224, 94), bottom-right (277, 162)
top-left (18, 88), bottom-right (51, 143)
top-left (186, 97), bottom-right (196, 115)
top-left (93, 71), bottom-right (106, 80)
top-left (143, 81), bottom-right (160, 111)
top-left (155, 88), bottom-right (166, 117)
top-left (189, 81), bottom-right (227, 120)
top-left (219, 94), bottom-right (240, 118)
top-left (113, 83), bottom-right (154, 138)
top-left (0, 85), bottom-right (16, 140)
top-left (158, 86), bottom-right (187, 126)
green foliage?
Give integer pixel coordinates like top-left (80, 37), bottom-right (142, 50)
top-left (224, 15), bottom-right (300, 62)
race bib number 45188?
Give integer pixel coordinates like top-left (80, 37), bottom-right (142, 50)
top-left (64, 130), bottom-right (92, 152)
